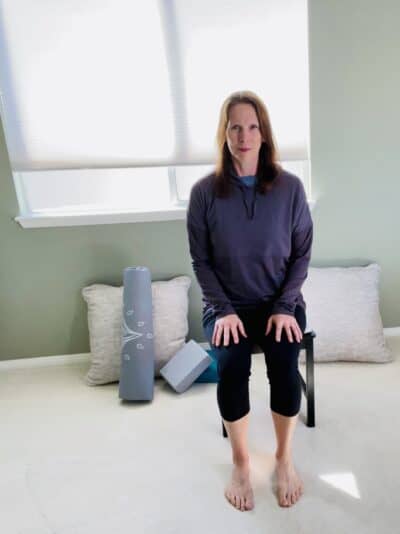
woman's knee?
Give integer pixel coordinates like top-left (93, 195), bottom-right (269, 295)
top-left (212, 342), bottom-right (253, 421)
top-left (264, 343), bottom-right (301, 391)
top-left (217, 368), bottom-right (251, 421)
top-left (215, 341), bottom-right (252, 379)
top-left (269, 371), bottom-right (302, 416)
top-left (265, 338), bottom-right (302, 370)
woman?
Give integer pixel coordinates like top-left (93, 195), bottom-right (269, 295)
top-left (186, 90), bottom-right (313, 511)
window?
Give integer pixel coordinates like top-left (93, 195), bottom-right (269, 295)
top-left (0, 0), bottom-right (310, 228)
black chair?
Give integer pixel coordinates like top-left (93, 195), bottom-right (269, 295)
top-left (221, 330), bottom-right (316, 438)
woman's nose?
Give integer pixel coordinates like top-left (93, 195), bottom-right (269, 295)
top-left (239, 130), bottom-right (247, 143)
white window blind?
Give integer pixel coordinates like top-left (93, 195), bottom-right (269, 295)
top-left (0, 0), bottom-right (309, 226)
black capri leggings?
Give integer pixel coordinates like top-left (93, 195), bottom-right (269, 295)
top-left (202, 303), bottom-right (306, 421)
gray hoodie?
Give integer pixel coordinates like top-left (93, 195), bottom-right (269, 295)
top-left (186, 168), bottom-right (313, 319)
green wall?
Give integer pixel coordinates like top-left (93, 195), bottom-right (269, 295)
top-left (308, 0), bottom-right (399, 325)
top-left (0, 0), bottom-right (399, 360)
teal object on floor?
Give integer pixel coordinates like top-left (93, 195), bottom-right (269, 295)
top-left (195, 349), bottom-right (219, 383)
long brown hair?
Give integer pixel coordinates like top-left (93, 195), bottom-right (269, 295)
top-left (214, 90), bottom-right (281, 197)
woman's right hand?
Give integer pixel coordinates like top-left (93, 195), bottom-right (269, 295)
top-left (212, 313), bottom-right (248, 347)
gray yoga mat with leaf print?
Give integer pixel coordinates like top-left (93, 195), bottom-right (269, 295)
top-left (118, 266), bottom-right (155, 401)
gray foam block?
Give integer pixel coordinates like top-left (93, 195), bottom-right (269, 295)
top-left (159, 340), bottom-right (213, 393)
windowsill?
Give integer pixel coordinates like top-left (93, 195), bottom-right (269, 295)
top-left (14, 199), bottom-right (316, 229)
top-left (14, 206), bottom-right (188, 228)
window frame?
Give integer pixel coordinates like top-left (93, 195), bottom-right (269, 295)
top-left (13, 159), bottom-right (313, 228)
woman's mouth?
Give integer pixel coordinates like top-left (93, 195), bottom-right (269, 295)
top-left (239, 148), bottom-right (250, 152)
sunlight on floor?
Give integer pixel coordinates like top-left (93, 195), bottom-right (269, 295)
top-left (319, 472), bottom-right (361, 499)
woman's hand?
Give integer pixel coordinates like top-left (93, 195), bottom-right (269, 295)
top-left (212, 313), bottom-right (248, 347)
top-left (265, 314), bottom-right (303, 343)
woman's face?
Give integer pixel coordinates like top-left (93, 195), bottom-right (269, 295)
top-left (225, 103), bottom-right (263, 165)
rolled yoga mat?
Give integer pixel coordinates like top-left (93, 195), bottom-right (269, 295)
top-left (119, 266), bottom-right (155, 401)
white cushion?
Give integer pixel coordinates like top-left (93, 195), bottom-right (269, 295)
top-left (300, 263), bottom-right (392, 363)
top-left (82, 275), bottom-right (191, 385)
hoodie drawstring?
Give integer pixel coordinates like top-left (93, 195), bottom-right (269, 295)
top-left (228, 165), bottom-right (258, 220)
top-left (238, 184), bottom-right (257, 220)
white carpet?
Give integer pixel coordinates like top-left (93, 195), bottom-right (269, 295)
top-left (1, 330), bottom-right (400, 534)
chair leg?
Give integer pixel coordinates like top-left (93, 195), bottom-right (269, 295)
top-left (305, 337), bottom-right (315, 427)
top-left (222, 420), bottom-right (228, 438)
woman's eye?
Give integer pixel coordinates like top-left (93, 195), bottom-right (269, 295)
top-left (251, 124), bottom-right (259, 129)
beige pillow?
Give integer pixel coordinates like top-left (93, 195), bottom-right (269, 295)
top-left (82, 275), bottom-right (191, 385)
top-left (300, 263), bottom-right (392, 363)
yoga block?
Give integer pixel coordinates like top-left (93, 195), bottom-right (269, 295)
top-left (159, 340), bottom-right (213, 393)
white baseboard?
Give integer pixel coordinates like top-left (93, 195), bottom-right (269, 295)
top-left (0, 341), bottom-right (211, 370)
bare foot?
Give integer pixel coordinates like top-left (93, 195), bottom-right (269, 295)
top-left (274, 458), bottom-right (304, 507)
top-left (224, 463), bottom-right (254, 511)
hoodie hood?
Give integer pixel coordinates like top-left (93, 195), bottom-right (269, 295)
top-left (229, 166), bottom-right (258, 220)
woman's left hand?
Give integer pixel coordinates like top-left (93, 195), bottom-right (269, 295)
top-left (265, 314), bottom-right (303, 343)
